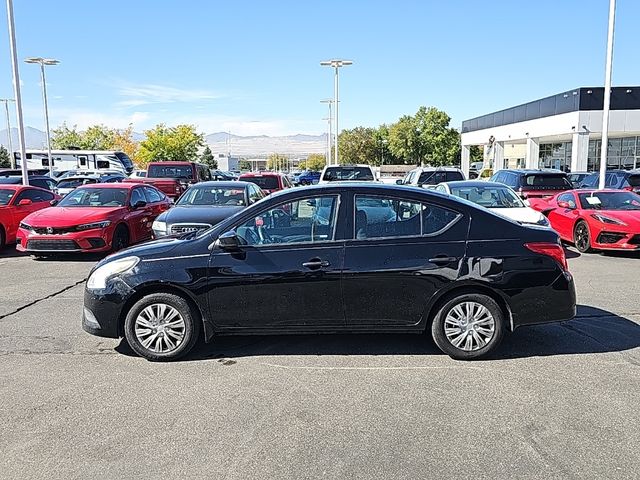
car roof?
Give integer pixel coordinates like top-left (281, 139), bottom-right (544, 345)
top-left (573, 188), bottom-right (631, 194)
top-left (148, 161), bottom-right (197, 165)
top-left (411, 166), bottom-right (462, 172)
top-left (80, 182), bottom-right (140, 189)
top-left (268, 181), bottom-right (448, 199)
top-left (0, 183), bottom-right (51, 192)
top-left (504, 169), bottom-right (568, 175)
top-left (239, 171), bottom-right (284, 177)
top-left (440, 181), bottom-right (507, 188)
top-left (324, 164), bottom-right (372, 168)
top-left (58, 175), bottom-right (101, 181)
top-left (190, 181), bottom-right (252, 188)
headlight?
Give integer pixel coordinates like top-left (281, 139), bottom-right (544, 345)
top-left (152, 220), bottom-right (167, 234)
top-left (536, 215), bottom-right (550, 226)
top-left (87, 256), bottom-right (139, 290)
top-left (19, 222), bottom-right (33, 231)
top-left (77, 220), bottom-right (111, 231)
top-left (590, 213), bottom-right (626, 226)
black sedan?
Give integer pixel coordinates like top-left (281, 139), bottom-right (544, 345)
top-left (151, 181), bottom-right (265, 236)
top-left (82, 183), bottom-right (576, 361)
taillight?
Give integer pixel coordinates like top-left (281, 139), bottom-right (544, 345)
top-left (525, 242), bottom-right (568, 271)
top-left (175, 185), bottom-right (181, 193)
top-left (622, 186), bottom-right (633, 191)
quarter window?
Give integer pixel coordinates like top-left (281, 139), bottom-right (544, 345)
top-left (235, 195), bottom-right (338, 246)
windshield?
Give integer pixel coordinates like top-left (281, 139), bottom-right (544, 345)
top-left (177, 186), bottom-right (247, 206)
top-left (450, 185), bottom-right (524, 208)
top-left (242, 176), bottom-right (279, 190)
top-left (578, 192), bottom-right (640, 211)
top-left (58, 178), bottom-right (98, 189)
top-left (523, 174), bottom-right (571, 188)
top-left (58, 188), bottom-right (128, 207)
top-left (0, 188), bottom-right (16, 206)
top-left (322, 166), bottom-right (374, 181)
top-left (148, 164), bottom-right (194, 179)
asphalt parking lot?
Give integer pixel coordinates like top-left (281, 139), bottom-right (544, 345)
top-left (0, 248), bottom-right (639, 479)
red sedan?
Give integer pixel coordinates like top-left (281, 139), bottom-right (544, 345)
top-left (532, 189), bottom-right (640, 253)
top-left (0, 185), bottom-right (60, 249)
top-left (16, 183), bottom-right (170, 255)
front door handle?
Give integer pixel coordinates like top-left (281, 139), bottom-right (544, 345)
top-left (302, 258), bottom-right (330, 270)
top-left (428, 255), bottom-right (458, 265)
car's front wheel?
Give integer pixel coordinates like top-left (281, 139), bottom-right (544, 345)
top-left (124, 292), bottom-right (200, 361)
top-left (573, 220), bottom-right (592, 253)
top-left (431, 293), bottom-right (505, 360)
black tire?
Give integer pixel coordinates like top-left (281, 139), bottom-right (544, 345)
top-left (573, 220), bottom-right (592, 253)
top-left (124, 292), bottom-right (201, 361)
top-left (0, 226), bottom-right (5, 250)
top-left (431, 293), bottom-right (505, 360)
top-left (111, 225), bottom-right (129, 252)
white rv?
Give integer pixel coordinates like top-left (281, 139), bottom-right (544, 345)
top-left (14, 149), bottom-right (134, 175)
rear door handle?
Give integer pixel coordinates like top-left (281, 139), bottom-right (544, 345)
top-left (428, 256), bottom-right (458, 265)
top-left (302, 258), bottom-right (330, 270)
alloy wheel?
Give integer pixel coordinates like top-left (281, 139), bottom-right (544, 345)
top-left (444, 301), bottom-right (496, 352)
top-left (134, 303), bottom-right (186, 353)
top-left (574, 222), bottom-right (590, 252)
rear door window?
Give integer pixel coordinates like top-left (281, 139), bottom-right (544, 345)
top-left (143, 186), bottom-right (165, 203)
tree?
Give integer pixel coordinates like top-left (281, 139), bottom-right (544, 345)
top-left (111, 125), bottom-right (139, 165)
top-left (239, 159), bottom-right (251, 171)
top-left (200, 145), bottom-right (218, 169)
top-left (469, 145), bottom-right (484, 163)
top-left (51, 123), bottom-right (84, 149)
top-left (388, 106), bottom-right (461, 166)
top-left (0, 145), bottom-right (10, 168)
top-left (300, 153), bottom-right (326, 171)
top-left (137, 124), bottom-right (204, 167)
top-left (267, 153), bottom-right (288, 171)
top-left (337, 127), bottom-right (378, 165)
top-left (51, 123), bottom-right (140, 164)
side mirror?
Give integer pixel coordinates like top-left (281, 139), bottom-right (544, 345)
top-left (216, 230), bottom-right (240, 251)
top-left (18, 198), bottom-right (32, 206)
top-left (557, 201), bottom-right (572, 209)
top-left (395, 179), bottom-right (403, 185)
top-left (50, 199), bottom-right (59, 206)
top-left (132, 200), bottom-right (147, 209)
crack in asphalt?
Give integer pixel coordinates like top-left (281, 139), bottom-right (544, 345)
top-left (0, 278), bottom-right (87, 321)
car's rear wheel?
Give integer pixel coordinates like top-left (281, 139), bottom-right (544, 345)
top-left (573, 220), bottom-right (592, 253)
top-left (124, 292), bottom-right (200, 361)
top-left (111, 225), bottom-right (129, 251)
top-left (0, 226), bottom-right (5, 250)
top-left (431, 293), bottom-right (505, 360)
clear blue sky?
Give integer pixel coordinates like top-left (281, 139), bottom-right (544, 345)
top-left (1, 0), bottom-right (638, 136)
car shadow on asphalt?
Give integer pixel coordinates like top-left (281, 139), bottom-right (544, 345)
top-left (114, 304), bottom-right (640, 362)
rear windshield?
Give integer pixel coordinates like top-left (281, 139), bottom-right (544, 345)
top-left (523, 174), bottom-right (571, 188)
top-left (322, 166), bottom-right (374, 181)
top-left (628, 175), bottom-right (640, 187)
top-left (148, 164), bottom-right (194, 180)
top-left (418, 171), bottom-right (464, 185)
top-left (242, 176), bottom-right (279, 190)
top-left (0, 176), bottom-right (20, 184)
top-left (58, 178), bottom-right (98, 188)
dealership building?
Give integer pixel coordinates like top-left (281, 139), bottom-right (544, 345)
top-left (460, 86), bottom-right (640, 176)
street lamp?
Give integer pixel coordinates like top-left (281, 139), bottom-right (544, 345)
top-left (320, 99), bottom-right (333, 165)
top-left (0, 98), bottom-right (15, 168)
top-left (320, 59), bottom-right (353, 165)
top-left (25, 57), bottom-right (59, 175)
top-left (599, 0), bottom-right (616, 190)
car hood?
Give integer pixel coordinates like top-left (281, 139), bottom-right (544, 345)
top-left (23, 206), bottom-right (123, 227)
top-left (159, 205), bottom-right (245, 225)
top-left (488, 206), bottom-right (544, 225)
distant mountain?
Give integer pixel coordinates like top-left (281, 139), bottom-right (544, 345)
top-left (205, 132), bottom-right (327, 157)
top-left (0, 127), bottom-right (49, 150)
top-left (0, 126), bottom-right (328, 157)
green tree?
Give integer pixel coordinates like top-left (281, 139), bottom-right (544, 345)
top-left (337, 127), bottom-right (378, 165)
top-left (111, 125), bottom-right (139, 165)
top-left (469, 145), bottom-right (484, 164)
top-left (388, 106), bottom-right (461, 166)
top-left (200, 145), bottom-right (218, 169)
top-left (267, 153), bottom-right (288, 171)
top-left (239, 159), bottom-right (251, 171)
top-left (137, 124), bottom-right (204, 167)
top-left (301, 153), bottom-right (326, 171)
top-left (51, 123), bottom-right (84, 149)
top-left (0, 145), bottom-right (10, 168)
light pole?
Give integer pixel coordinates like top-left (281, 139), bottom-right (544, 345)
top-left (320, 99), bottom-right (333, 165)
top-left (25, 57), bottom-right (59, 176)
top-left (0, 98), bottom-right (15, 168)
top-left (5, 0), bottom-right (28, 184)
top-left (599, 0), bottom-right (616, 190)
top-left (320, 59), bottom-right (352, 165)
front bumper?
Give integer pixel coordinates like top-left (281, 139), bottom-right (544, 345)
top-left (82, 279), bottom-right (134, 339)
top-left (591, 231), bottom-right (640, 251)
top-left (16, 226), bottom-right (113, 253)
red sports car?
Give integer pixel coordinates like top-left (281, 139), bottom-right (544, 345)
top-left (532, 189), bottom-right (640, 252)
top-left (0, 185), bottom-right (59, 249)
top-left (16, 183), bottom-right (170, 255)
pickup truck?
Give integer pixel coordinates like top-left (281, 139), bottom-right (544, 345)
top-left (123, 161), bottom-right (212, 199)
